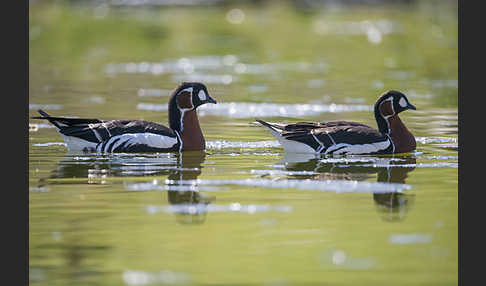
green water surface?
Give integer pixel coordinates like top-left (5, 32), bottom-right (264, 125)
top-left (29, 1), bottom-right (458, 285)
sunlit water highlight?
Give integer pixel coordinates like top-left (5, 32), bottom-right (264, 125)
top-left (137, 102), bottom-right (372, 118)
top-left (146, 203), bottom-right (294, 215)
top-left (125, 178), bottom-right (412, 194)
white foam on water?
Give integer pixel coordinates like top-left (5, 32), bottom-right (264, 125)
top-left (138, 88), bottom-right (172, 97)
top-left (320, 157), bottom-right (405, 164)
top-left (166, 178), bottom-right (411, 193)
top-left (197, 102), bottom-right (372, 118)
top-left (206, 140), bottom-right (281, 149)
top-left (389, 233), bottom-right (433, 245)
top-left (33, 142), bottom-right (67, 147)
top-left (416, 137), bottom-right (457, 144)
top-left (29, 123), bottom-right (56, 131)
top-left (125, 180), bottom-right (220, 192)
top-left (136, 103), bottom-right (168, 112)
top-left (105, 56), bottom-right (328, 77)
top-left (29, 104), bottom-right (62, 110)
top-left (125, 177), bottom-right (411, 194)
top-left (320, 249), bottom-right (377, 270)
top-left (172, 73), bottom-right (234, 85)
top-left (359, 162), bottom-right (458, 168)
top-left (421, 155), bottom-right (458, 160)
top-left (29, 187), bottom-right (50, 193)
top-left (249, 169), bottom-right (317, 176)
top-left (122, 269), bottom-right (189, 286)
top-left (313, 19), bottom-right (398, 36)
top-left (146, 203), bottom-right (293, 215)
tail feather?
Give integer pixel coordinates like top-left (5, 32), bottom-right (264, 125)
top-left (255, 119), bottom-right (284, 133)
top-left (37, 109), bottom-right (51, 118)
top-left (31, 109), bottom-right (62, 128)
top-left (31, 109), bottom-right (102, 129)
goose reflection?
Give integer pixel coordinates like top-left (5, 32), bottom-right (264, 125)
top-left (45, 151), bottom-right (214, 224)
top-left (47, 151), bottom-right (179, 181)
top-left (166, 151), bottom-right (215, 225)
top-left (280, 153), bottom-right (416, 222)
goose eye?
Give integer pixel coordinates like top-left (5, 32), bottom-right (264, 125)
top-left (398, 97), bottom-right (407, 108)
top-left (198, 90), bottom-right (206, 101)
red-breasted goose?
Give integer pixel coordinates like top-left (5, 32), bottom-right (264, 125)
top-left (31, 82), bottom-right (217, 153)
top-left (256, 90), bottom-right (416, 155)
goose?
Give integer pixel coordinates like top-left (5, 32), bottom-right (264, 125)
top-left (31, 82), bottom-right (217, 153)
top-left (256, 90), bottom-right (416, 155)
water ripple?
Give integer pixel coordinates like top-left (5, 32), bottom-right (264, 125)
top-left (199, 102), bottom-right (372, 118)
top-left (126, 178), bottom-right (411, 194)
top-left (206, 140), bottom-right (280, 149)
top-left (29, 104), bottom-right (62, 110)
top-left (248, 169), bottom-right (317, 176)
top-left (137, 101), bottom-right (372, 118)
top-left (122, 269), bottom-right (189, 286)
top-left (105, 56), bottom-right (328, 77)
top-left (389, 233), bottom-right (433, 244)
top-left (146, 203), bottom-right (293, 215)
top-left (416, 137), bottom-right (457, 144)
top-left (32, 142), bottom-right (66, 147)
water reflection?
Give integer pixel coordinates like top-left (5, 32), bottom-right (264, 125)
top-left (47, 152), bottom-right (178, 180)
top-left (281, 153), bottom-right (416, 222)
top-left (165, 152), bottom-right (215, 225)
top-left (37, 150), bottom-right (215, 225)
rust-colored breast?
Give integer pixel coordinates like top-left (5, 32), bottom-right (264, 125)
top-left (180, 110), bottom-right (205, 151)
top-left (389, 116), bottom-right (416, 153)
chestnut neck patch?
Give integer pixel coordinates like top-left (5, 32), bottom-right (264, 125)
top-left (379, 99), bottom-right (394, 118)
top-left (177, 91), bottom-right (193, 109)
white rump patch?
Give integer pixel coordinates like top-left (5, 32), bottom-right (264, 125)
top-left (261, 125), bottom-right (316, 154)
top-left (398, 97), bottom-right (407, 108)
top-left (198, 90), bottom-right (206, 101)
top-left (277, 138), bottom-right (317, 153)
top-left (60, 134), bottom-right (97, 151)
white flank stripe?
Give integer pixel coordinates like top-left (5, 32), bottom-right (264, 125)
top-left (104, 136), bottom-right (119, 153)
top-left (60, 133), bottom-right (178, 152)
top-left (102, 122), bottom-right (112, 136)
top-left (105, 133), bottom-right (178, 152)
top-left (261, 122), bottom-right (393, 154)
top-left (89, 124), bottom-right (103, 142)
top-left (325, 140), bottom-right (391, 155)
top-left (111, 136), bottom-right (128, 151)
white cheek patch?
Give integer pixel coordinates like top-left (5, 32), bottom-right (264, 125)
top-left (198, 90), bottom-right (206, 101)
top-left (399, 97), bottom-right (407, 108)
